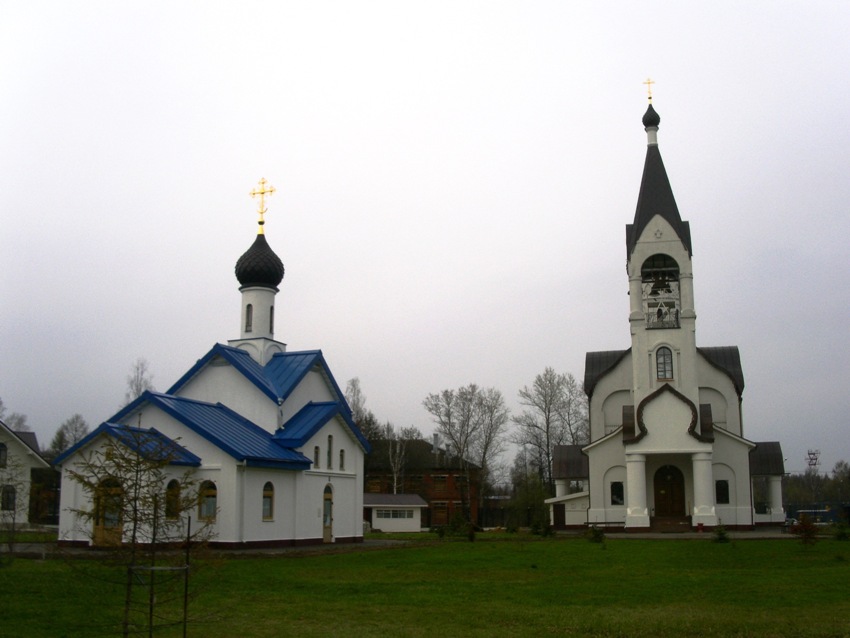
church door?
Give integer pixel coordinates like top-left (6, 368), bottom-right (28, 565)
top-left (653, 465), bottom-right (685, 517)
top-left (93, 478), bottom-right (123, 546)
top-left (322, 484), bottom-right (333, 543)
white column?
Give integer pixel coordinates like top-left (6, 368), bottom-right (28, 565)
top-left (625, 453), bottom-right (650, 528)
top-left (769, 475), bottom-right (785, 523)
top-left (691, 452), bottom-right (717, 527)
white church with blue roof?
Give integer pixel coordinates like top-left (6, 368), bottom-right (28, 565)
top-left (56, 180), bottom-right (370, 547)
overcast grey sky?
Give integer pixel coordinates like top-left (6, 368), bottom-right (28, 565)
top-left (2, 2), bottom-right (848, 475)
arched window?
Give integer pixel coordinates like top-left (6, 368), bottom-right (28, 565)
top-left (1, 485), bottom-right (16, 511)
top-left (313, 446), bottom-right (320, 468)
top-left (245, 304), bottom-right (253, 333)
top-left (0, 443), bottom-right (6, 468)
top-left (656, 347), bottom-right (673, 380)
top-left (199, 481), bottom-right (217, 522)
top-left (269, 306), bottom-right (274, 333)
top-left (262, 482), bottom-right (274, 521)
top-left (339, 449), bottom-right (345, 471)
top-left (327, 435), bottom-right (333, 469)
top-left (165, 479), bottom-right (181, 520)
top-left (641, 254), bottom-right (680, 329)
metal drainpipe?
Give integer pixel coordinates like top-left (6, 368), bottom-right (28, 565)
top-left (238, 460), bottom-right (247, 543)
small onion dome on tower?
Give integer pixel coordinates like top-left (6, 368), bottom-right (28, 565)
top-left (642, 103), bottom-right (660, 128)
top-left (235, 234), bottom-right (284, 290)
top-left (235, 177), bottom-right (285, 290)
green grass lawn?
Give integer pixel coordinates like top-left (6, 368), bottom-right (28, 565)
top-left (3, 535), bottom-right (850, 637)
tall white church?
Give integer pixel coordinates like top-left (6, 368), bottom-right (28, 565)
top-left (548, 103), bottom-right (785, 531)
top-left (57, 181), bottom-right (370, 547)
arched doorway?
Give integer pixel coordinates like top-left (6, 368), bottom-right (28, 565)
top-left (653, 465), bottom-right (685, 517)
top-left (322, 484), bottom-right (333, 543)
top-left (94, 478), bottom-right (123, 546)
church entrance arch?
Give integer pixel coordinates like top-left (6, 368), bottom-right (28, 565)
top-left (322, 484), bottom-right (333, 543)
top-left (653, 465), bottom-right (685, 517)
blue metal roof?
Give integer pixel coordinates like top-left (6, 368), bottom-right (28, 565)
top-left (86, 391), bottom-right (312, 469)
top-left (166, 344), bottom-right (279, 402)
top-left (274, 402), bottom-right (344, 446)
top-left (281, 401), bottom-right (371, 453)
top-left (162, 344), bottom-right (368, 453)
top-left (145, 393), bottom-right (312, 469)
top-left (54, 422), bottom-right (202, 467)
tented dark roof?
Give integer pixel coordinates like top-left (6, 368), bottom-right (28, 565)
top-left (750, 442), bottom-right (785, 476)
top-left (553, 445), bottom-right (589, 480)
top-left (626, 121), bottom-right (692, 260)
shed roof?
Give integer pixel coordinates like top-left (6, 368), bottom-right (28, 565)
top-left (750, 441), bottom-right (785, 476)
top-left (698, 346), bottom-right (745, 396)
top-left (552, 445), bottom-right (589, 480)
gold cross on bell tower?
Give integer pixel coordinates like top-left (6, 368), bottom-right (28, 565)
top-left (250, 177), bottom-right (276, 234)
top-left (643, 78), bottom-right (655, 102)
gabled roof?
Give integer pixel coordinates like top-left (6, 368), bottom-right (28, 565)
top-left (363, 493), bottom-right (428, 508)
top-left (103, 392), bottom-right (312, 469)
top-left (698, 346), bottom-right (745, 396)
top-left (146, 392), bottom-right (312, 469)
top-left (273, 401), bottom-right (371, 452)
top-left (167, 343), bottom-right (279, 401)
top-left (584, 349), bottom-right (630, 399)
top-left (167, 344), bottom-right (350, 408)
top-left (0, 420), bottom-right (50, 468)
top-left (54, 422), bottom-right (201, 467)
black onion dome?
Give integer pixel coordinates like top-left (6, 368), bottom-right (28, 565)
top-left (642, 103), bottom-right (660, 128)
top-left (235, 234), bottom-right (284, 289)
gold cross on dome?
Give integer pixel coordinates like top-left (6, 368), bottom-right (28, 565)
top-left (643, 78), bottom-right (655, 101)
top-left (250, 178), bottom-right (276, 234)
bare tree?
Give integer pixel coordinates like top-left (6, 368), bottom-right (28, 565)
top-left (4, 413), bottom-right (29, 432)
top-left (384, 423), bottom-right (422, 494)
top-left (422, 383), bottom-right (507, 517)
top-left (471, 387), bottom-right (510, 504)
top-left (556, 373), bottom-right (589, 447)
top-left (512, 367), bottom-right (587, 495)
top-left (48, 414), bottom-right (90, 459)
top-left (0, 453), bottom-right (27, 566)
top-left (0, 398), bottom-right (30, 432)
top-left (65, 426), bottom-right (213, 636)
top-left (344, 377), bottom-right (382, 442)
top-left (123, 358), bottom-right (155, 406)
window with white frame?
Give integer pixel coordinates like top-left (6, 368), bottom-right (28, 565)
top-left (376, 509), bottom-right (414, 519)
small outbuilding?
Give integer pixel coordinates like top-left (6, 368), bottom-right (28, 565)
top-left (364, 493), bottom-right (428, 533)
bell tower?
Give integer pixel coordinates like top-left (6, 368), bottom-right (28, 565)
top-left (228, 178), bottom-right (287, 364)
top-left (625, 96), bottom-right (698, 411)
